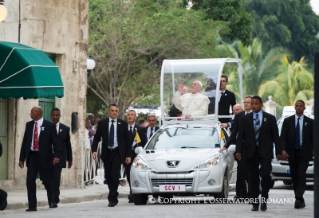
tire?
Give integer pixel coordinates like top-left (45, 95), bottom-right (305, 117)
top-left (214, 172), bottom-right (228, 199)
top-left (133, 194), bottom-right (148, 205)
top-left (283, 180), bottom-right (293, 185)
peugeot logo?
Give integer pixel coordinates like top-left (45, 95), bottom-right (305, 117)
top-left (166, 160), bottom-right (180, 168)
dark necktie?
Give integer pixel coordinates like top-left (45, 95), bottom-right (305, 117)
top-left (254, 114), bottom-right (260, 146)
top-left (220, 92), bottom-right (225, 101)
top-left (130, 125), bottom-right (133, 137)
top-left (108, 120), bottom-right (114, 147)
top-left (295, 118), bottom-right (301, 150)
top-left (150, 128), bottom-right (154, 138)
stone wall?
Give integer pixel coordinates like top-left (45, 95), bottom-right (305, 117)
top-left (0, 0), bottom-right (88, 189)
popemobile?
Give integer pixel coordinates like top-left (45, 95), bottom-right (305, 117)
top-left (130, 58), bottom-right (244, 205)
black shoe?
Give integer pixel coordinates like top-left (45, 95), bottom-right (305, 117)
top-left (260, 202), bottom-right (267, 211)
top-left (108, 200), bottom-right (118, 207)
top-left (295, 200), bottom-right (305, 209)
top-left (26, 208), bottom-right (37, 212)
top-left (49, 203), bottom-right (58, 208)
top-left (251, 205), bottom-right (259, 211)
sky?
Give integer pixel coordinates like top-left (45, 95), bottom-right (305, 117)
top-left (310, 0), bottom-right (319, 15)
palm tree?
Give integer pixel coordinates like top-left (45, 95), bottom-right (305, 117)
top-left (220, 38), bottom-right (289, 98)
top-left (258, 56), bottom-right (314, 106)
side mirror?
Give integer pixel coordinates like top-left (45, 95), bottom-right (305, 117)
top-left (228, 144), bottom-right (236, 152)
top-left (135, 146), bottom-right (144, 154)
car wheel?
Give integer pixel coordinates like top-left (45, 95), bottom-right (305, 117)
top-left (214, 173), bottom-right (228, 199)
top-left (133, 194), bottom-right (148, 205)
top-left (283, 180), bottom-right (293, 185)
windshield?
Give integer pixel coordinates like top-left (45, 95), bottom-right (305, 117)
top-left (146, 127), bottom-right (220, 149)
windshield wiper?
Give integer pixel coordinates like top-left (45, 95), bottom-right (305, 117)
top-left (181, 146), bottom-right (197, 148)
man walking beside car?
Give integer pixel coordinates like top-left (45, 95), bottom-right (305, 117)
top-left (236, 96), bottom-right (282, 212)
top-left (280, 100), bottom-right (313, 209)
top-left (91, 104), bottom-right (131, 207)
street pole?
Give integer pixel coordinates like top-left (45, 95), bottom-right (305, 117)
top-left (314, 52), bottom-right (319, 218)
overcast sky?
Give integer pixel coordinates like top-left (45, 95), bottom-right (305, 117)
top-left (310, 0), bottom-right (319, 15)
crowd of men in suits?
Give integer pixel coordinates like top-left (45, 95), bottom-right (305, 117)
top-left (6, 74), bottom-right (313, 213)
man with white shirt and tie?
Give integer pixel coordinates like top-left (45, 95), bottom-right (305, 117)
top-left (92, 104), bottom-right (131, 207)
top-left (125, 110), bottom-right (147, 203)
top-left (19, 106), bottom-right (61, 212)
top-left (218, 75), bottom-right (236, 123)
top-left (144, 114), bottom-right (159, 141)
top-left (220, 96), bottom-right (253, 200)
top-left (50, 108), bottom-right (73, 205)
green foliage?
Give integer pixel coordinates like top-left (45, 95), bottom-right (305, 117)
top-left (258, 56), bottom-right (314, 107)
top-left (244, 0), bottom-right (319, 65)
top-left (187, 0), bottom-right (254, 46)
top-left (88, 0), bottom-right (221, 118)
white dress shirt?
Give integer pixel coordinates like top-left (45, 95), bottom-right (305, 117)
top-left (30, 117), bottom-right (44, 151)
top-left (56, 122), bottom-right (60, 134)
top-left (108, 118), bottom-right (118, 148)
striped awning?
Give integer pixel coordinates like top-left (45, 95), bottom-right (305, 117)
top-left (0, 41), bottom-right (64, 99)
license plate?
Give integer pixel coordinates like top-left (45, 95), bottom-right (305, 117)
top-left (287, 169), bottom-right (290, 174)
top-left (159, 185), bottom-right (186, 192)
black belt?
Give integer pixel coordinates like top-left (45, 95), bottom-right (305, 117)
top-left (108, 147), bottom-right (119, 152)
top-left (30, 150), bottom-right (39, 155)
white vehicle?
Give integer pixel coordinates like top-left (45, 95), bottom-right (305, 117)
top-left (130, 58), bottom-right (244, 205)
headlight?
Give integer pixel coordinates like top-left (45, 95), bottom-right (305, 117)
top-left (133, 157), bottom-right (152, 170)
top-left (194, 154), bottom-right (221, 169)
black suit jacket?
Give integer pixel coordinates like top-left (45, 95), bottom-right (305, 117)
top-left (55, 123), bottom-right (72, 168)
top-left (280, 115), bottom-right (313, 161)
top-left (218, 89), bottom-right (236, 123)
top-left (19, 119), bottom-right (61, 169)
top-left (92, 118), bottom-right (131, 163)
top-left (129, 124), bottom-right (148, 150)
top-left (236, 111), bottom-right (281, 159)
top-left (143, 126), bottom-right (159, 141)
top-left (225, 111), bottom-right (246, 148)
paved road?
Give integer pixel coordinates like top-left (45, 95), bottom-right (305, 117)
top-left (0, 182), bottom-right (314, 218)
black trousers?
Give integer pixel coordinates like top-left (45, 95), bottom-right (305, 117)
top-left (246, 147), bottom-right (272, 205)
top-left (289, 149), bottom-right (309, 201)
top-left (236, 158), bottom-right (249, 198)
top-left (27, 151), bottom-right (54, 208)
top-left (125, 151), bottom-right (137, 194)
top-left (52, 165), bottom-right (62, 203)
top-left (104, 149), bottom-right (121, 202)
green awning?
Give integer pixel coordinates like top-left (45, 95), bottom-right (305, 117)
top-left (0, 41), bottom-right (64, 99)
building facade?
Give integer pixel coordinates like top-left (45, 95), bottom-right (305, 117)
top-left (0, 0), bottom-right (88, 189)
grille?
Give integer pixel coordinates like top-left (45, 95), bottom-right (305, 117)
top-left (151, 179), bottom-right (193, 187)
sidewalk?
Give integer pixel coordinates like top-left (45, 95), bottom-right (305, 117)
top-left (5, 183), bottom-right (130, 210)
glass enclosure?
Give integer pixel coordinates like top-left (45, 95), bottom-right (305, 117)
top-left (160, 58), bottom-right (243, 124)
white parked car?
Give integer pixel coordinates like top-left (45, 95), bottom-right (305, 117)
top-left (130, 123), bottom-right (238, 205)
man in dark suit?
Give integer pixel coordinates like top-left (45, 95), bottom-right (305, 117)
top-left (144, 114), bottom-right (159, 141)
top-left (92, 104), bottom-right (131, 207)
top-left (0, 141), bottom-right (8, 211)
top-left (236, 96), bottom-right (282, 212)
top-left (125, 110), bottom-right (148, 203)
top-left (218, 75), bottom-right (236, 123)
top-left (280, 100), bottom-right (313, 209)
top-left (19, 106), bottom-right (61, 212)
top-left (50, 107), bottom-right (73, 204)
top-left (220, 96), bottom-right (253, 200)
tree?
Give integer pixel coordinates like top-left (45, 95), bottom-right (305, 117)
top-left (244, 0), bottom-right (319, 65)
top-left (88, 0), bottom-right (221, 118)
top-left (186, 0), bottom-right (254, 46)
top-left (220, 38), bottom-right (289, 98)
top-left (258, 56), bottom-right (314, 107)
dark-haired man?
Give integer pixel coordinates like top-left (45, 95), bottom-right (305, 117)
top-left (236, 96), bottom-right (282, 212)
top-left (218, 75), bottom-right (236, 123)
top-left (126, 110), bottom-right (147, 203)
top-left (19, 106), bottom-right (61, 212)
top-left (92, 104), bottom-right (131, 207)
top-left (50, 108), bottom-right (73, 204)
top-left (280, 100), bottom-right (313, 209)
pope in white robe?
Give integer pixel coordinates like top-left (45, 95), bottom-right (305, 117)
top-left (173, 81), bottom-right (210, 119)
